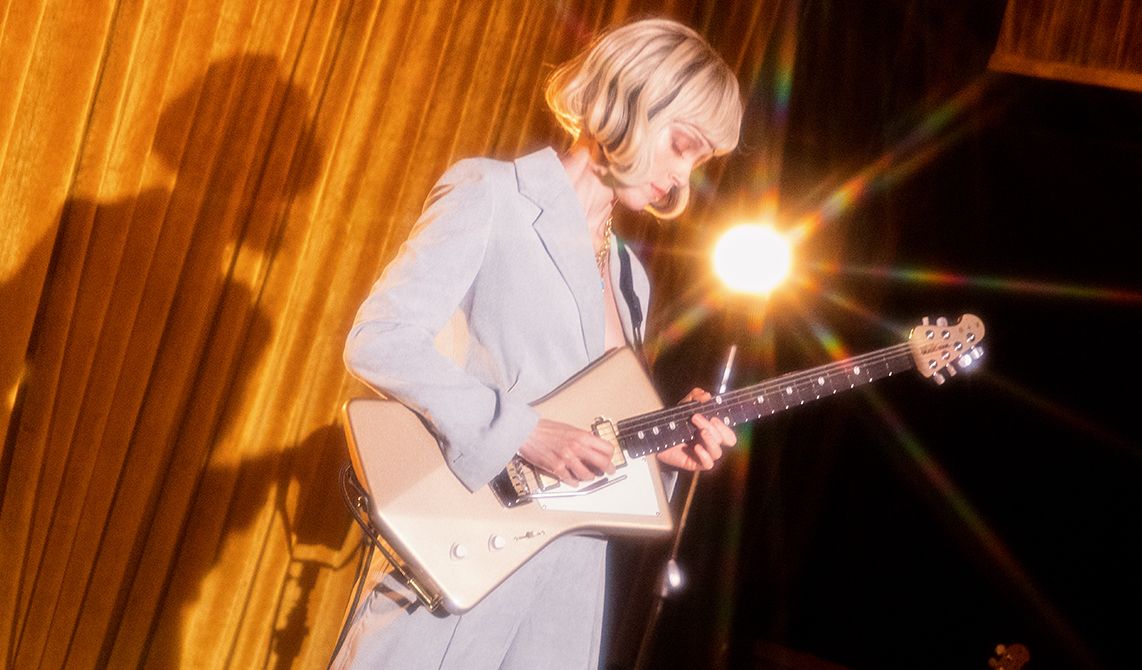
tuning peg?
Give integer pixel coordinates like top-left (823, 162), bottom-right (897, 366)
top-left (936, 316), bottom-right (948, 327)
top-left (958, 354), bottom-right (974, 368)
top-left (921, 316), bottom-right (930, 325)
top-left (971, 347), bottom-right (983, 360)
top-left (932, 372), bottom-right (946, 385)
top-left (945, 363), bottom-right (957, 376)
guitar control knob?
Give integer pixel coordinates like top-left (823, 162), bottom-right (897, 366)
top-left (489, 535), bottom-right (507, 551)
top-left (451, 543), bottom-right (468, 560)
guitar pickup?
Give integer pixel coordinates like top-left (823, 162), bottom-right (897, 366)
top-left (592, 417), bottom-right (627, 468)
top-left (534, 469), bottom-right (562, 491)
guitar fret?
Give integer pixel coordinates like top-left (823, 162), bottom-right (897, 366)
top-left (617, 342), bottom-right (926, 458)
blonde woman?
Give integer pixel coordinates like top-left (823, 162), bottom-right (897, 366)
top-left (336, 18), bottom-right (742, 669)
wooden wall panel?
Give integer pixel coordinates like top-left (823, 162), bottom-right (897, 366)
top-left (991, 0), bottom-right (1142, 92)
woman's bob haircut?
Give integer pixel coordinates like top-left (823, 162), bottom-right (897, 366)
top-left (546, 18), bottom-right (743, 218)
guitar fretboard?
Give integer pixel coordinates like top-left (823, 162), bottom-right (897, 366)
top-left (617, 343), bottom-right (916, 458)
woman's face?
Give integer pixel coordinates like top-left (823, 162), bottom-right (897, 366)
top-left (612, 121), bottom-right (714, 213)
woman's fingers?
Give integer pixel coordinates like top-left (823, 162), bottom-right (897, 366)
top-left (519, 419), bottom-right (616, 486)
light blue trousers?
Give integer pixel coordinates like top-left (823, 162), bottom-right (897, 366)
top-left (331, 535), bottom-right (608, 670)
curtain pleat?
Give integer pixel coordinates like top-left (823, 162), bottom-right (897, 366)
top-left (0, 1), bottom-right (781, 667)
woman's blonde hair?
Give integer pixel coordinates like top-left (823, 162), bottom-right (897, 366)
top-left (546, 18), bottom-right (743, 217)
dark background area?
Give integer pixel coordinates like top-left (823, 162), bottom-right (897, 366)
top-left (612, 2), bottom-right (1142, 670)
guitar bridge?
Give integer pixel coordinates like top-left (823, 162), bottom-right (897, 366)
top-left (489, 457), bottom-right (541, 507)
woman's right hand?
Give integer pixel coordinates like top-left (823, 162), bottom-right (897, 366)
top-left (516, 418), bottom-right (617, 487)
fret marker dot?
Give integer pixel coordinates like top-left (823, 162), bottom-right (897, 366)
top-left (818, 376), bottom-right (825, 386)
top-left (638, 431), bottom-right (645, 439)
top-left (786, 387), bottom-right (793, 395)
top-left (853, 366), bottom-right (861, 375)
top-left (652, 427), bottom-right (660, 435)
top-left (669, 421), bottom-right (676, 430)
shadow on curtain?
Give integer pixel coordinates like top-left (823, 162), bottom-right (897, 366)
top-left (1, 53), bottom-right (354, 668)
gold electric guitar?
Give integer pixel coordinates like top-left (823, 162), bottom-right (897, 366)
top-left (343, 314), bottom-right (985, 614)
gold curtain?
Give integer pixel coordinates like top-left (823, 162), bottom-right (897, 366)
top-left (0, 1), bottom-right (779, 667)
top-left (990, 0), bottom-right (1142, 92)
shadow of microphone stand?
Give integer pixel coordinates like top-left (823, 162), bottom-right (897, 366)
top-left (267, 434), bottom-right (360, 670)
top-left (633, 344), bottom-right (737, 670)
top-left (270, 509), bottom-right (359, 670)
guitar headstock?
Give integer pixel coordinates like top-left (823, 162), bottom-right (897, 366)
top-left (908, 313), bottom-right (986, 384)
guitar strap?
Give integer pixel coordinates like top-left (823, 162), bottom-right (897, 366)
top-left (616, 237), bottom-right (644, 356)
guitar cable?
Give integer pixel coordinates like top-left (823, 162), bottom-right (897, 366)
top-left (327, 463), bottom-right (378, 669)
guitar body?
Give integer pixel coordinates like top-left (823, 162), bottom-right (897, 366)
top-left (343, 347), bottom-right (674, 614)
top-left (344, 313), bottom-right (986, 615)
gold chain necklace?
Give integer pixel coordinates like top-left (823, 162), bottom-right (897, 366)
top-left (594, 215), bottom-right (614, 277)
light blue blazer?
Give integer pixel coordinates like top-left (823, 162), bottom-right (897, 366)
top-left (345, 147), bottom-right (651, 492)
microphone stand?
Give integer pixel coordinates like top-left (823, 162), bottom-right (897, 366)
top-left (632, 344), bottom-right (737, 670)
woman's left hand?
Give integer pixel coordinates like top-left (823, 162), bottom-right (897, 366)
top-left (656, 388), bottom-right (736, 471)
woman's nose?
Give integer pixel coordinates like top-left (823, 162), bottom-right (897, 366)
top-left (675, 156), bottom-right (700, 185)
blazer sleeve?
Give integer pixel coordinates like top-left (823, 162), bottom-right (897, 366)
top-left (345, 160), bottom-right (539, 491)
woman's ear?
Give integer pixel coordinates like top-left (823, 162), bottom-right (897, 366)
top-left (588, 140), bottom-right (612, 179)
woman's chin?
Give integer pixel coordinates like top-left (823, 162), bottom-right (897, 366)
top-left (614, 193), bottom-right (651, 213)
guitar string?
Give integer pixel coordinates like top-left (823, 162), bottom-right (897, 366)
top-left (615, 347), bottom-right (910, 446)
top-left (616, 342), bottom-right (919, 436)
top-left (640, 342), bottom-right (915, 427)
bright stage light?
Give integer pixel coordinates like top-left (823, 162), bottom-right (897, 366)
top-left (713, 224), bottom-right (793, 294)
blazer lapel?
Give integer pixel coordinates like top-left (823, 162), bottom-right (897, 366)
top-left (515, 148), bottom-right (605, 361)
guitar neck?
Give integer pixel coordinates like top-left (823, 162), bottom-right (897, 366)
top-left (618, 342), bottom-right (917, 458)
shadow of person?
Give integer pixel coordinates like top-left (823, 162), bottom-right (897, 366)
top-left (0, 52), bottom-right (350, 669)
top-left (127, 55), bottom-right (355, 668)
top-left (0, 226), bottom-right (56, 488)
